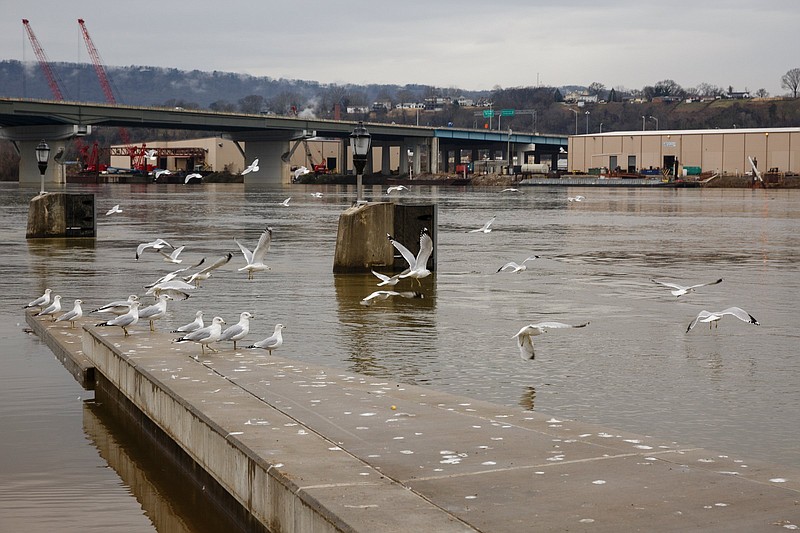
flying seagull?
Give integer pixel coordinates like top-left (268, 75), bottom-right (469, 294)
top-left (497, 256), bottom-right (540, 273)
top-left (159, 245), bottom-right (186, 264)
top-left (280, 197), bottom-right (292, 207)
top-left (242, 158), bottom-right (259, 175)
top-left (651, 278), bottom-right (723, 298)
top-left (173, 316), bottom-right (225, 356)
top-left (105, 204), bottom-right (122, 215)
top-left (34, 295), bottom-right (62, 321)
top-left (218, 311), bottom-right (253, 349)
top-left (512, 321), bottom-right (590, 360)
top-left (387, 228), bottom-right (433, 283)
top-left (184, 173), bottom-right (203, 183)
top-left (183, 253), bottom-right (233, 287)
top-left (500, 188), bottom-right (521, 193)
top-left (370, 269), bottom-right (403, 287)
top-left (153, 169), bottom-right (172, 181)
top-left (136, 238), bottom-right (174, 260)
top-left (686, 307), bottom-right (759, 333)
top-left (468, 216), bottom-right (496, 233)
top-left (247, 323), bottom-right (285, 355)
top-left (54, 299), bottom-right (83, 328)
top-left (24, 288), bottom-right (52, 310)
top-left (95, 301), bottom-right (140, 337)
top-left (567, 195), bottom-right (586, 202)
top-left (360, 290), bottom-right (423, 306)
top-left (235, 227), bottom-right (272, 280)
top-left (387, 185), bottom-right (409, 194)
top-left (90, 295), bottom-right (139, 315)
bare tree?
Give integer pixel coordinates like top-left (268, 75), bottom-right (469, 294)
top-left (781, 68), bottom-right (800, 98)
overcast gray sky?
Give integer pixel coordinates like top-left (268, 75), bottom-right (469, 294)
top-left (3, 0), bottom-right (799, 96)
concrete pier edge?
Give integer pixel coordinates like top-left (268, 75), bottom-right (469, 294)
top-left (25, 311), bottom-right (800, 532)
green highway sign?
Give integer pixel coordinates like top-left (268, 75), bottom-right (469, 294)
top-left (483, 110), bottom-right (495, 118)
top-left (501, 109), bottom-right (515, 116)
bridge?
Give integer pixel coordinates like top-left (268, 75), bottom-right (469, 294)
top-left (0, 97), bottom-right (567, 185)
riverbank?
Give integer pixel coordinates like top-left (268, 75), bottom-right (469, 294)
top-left (26, 310), bottom-right (800, 532)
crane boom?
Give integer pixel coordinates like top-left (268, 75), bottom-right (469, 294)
top-left (22, 19), bottom-right (65, 100)
top-left (77, 18), bottom-right (117, 105)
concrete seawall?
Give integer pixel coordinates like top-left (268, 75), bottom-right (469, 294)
top-left (26, 311), bottom-right (800, 532)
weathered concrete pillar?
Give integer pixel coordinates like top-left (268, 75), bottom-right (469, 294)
top-left (430, 138), bottom-right (439, 174)
top-left (381, 142), bottom-right (392, 174)
top-left (0, 125), bottom-right (78, 186)
top-left (333, 202), bottom-right (394, 273)
top-left (26, 192), bottom-right (96, 239)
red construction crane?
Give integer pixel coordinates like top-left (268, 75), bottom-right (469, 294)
top-left (22, 19), bottom-right (65, 100)
top-left (77, 18), bottom-right (147, 170)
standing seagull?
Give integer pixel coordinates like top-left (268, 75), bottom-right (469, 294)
top-left (105, 204), bottom-right (122, 215)
top-left (95, 301), bottom-right (140, 337)
top-left (468, 216), bottom-right (496, 233)
top-left (235, 227), bottom-right (272, 280)
top-left (172, 310), bottom-right (204, 333)
top-left (137, 294), bottom-right (172, 332)
top-left (652, 278), bottom-right (723, 298)
top-left (247, 324), bottom-right (285, 355)
top-left (242, 159), bottom-right (259, 175)
top-left (55, 299), bottom-right (83, 328)
top-left (173, 316), bottom-right (225, 356)
top-left (497, 256), bottom-right (540, 273)
top-left (24, 288), bottom-right (51, 311)
top-left (686, 307), bottom-right (759, 333)
top-left (136, 238), bottom-right (174, 260)
top-left (387, 228), bottom-right (433, 283)
top-left (512, 321), bottom-right (590, 360)
top-left (219, 311), bottom-right (253, 349)
top-left (35, 295), bottom-right (62, 321)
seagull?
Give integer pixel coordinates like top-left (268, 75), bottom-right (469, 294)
top-left (280, 197), bottom-right (292, 207)
top-left (567, 195), bottom-right (586, 202)
top-left (512, 321), bottom-right (590, 360)
top-left (24, 288), bottom-right (51, 310)
top-left (146, 279), bottom-right (195, 300)
top-left (293, 166), bottom-right (310, 180)
top-left (105, 204), bottom-right (122, 215)
top-left (360, 290), bottom-right (423, 306)
top-left (651, 278), bottom-right (723, 298)
top-left (559, 147), bottom-right (567, 154)
top-left (153, 169), bottom-right (172, 181)
top-left (219, 311), bottom-right (253, 349)
top-left (137, 294), bottom-right (172, 332)
top-left (184, 173), bottom-right (203, 184)
top-left (35, 295), bottom-right (62, 321)
top-left (95, 301), bottom-right (141, 337)
top-left (158, 245), bottom-right (186, 264)
top-left (310, 192), bottom-right (323, 198)
top-left (468, 216), bottom-right (496, 233)
top-left (686, 307), bottom-right (759, 333)
top-left (387, 227), bottom-right (433, 283)
top-left (136, 238), bottom-right (174, 260)
top-left (55, 299), bottom-right (83, 328)
top-left (497, 256), bottom-right (540, 273)
top-left (235, 227), bottom-right (272, 280)
top-left (173, 316), bottom-right (225, 356)
top-left (172, 310), bottom-right (204, 333)
top-left (145, 149), bottom-right (157, 160)
top-left (387, 185), bottom-right (409, 194)
top-left (370, 269), bottom-right (403, 287)
top-left (500, 188), bottom-right (521, 193)
top-left (144, 258), bottom-right (205, 289)
top-left (242, 158), bottom-right (259, 175)
top-left (90, 295), bottom-right (139, 315)
top-left (247, 323), bottom-right (285, 355)
top-left (183, 253), bottom-right (233, 287)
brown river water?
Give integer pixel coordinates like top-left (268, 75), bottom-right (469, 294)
top-left (1, 182), bottom-right (798, 532)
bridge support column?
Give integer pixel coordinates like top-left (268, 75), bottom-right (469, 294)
top-left (233, 138), bottom-right (290, 184)
top-left (429, 138), bottom-right (439, 174)
top-left (0, 125), bottom-right (80, 187)
top-left (381, 142), bottom-right (392, 175)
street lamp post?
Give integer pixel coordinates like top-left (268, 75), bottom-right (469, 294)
top-left (570, 109), bottom-right (578, 135)
top-left (599, 122), bottom-right (604, 133)
top-left (350, 121), bottom-right (371, 204)
top-left (641, 116), bottom-right (646, 131)
top-left (585, 111), bottom-right (590, 134)
top-left (35, 139), bottom-right (50, 195)
top-left (648, 115), bottom-right (659, 130)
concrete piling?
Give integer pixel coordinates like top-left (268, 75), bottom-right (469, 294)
top-left (26, 192), bottom-right (96, 239)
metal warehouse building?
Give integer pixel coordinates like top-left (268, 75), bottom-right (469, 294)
top-left (568, 127), bottom-right (800, 177)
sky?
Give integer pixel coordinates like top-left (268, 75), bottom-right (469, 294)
top-left (3, 0), bottom-right (799, 97)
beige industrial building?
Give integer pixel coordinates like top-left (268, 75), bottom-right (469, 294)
top-left (568, 127), bottom-right (800, 177)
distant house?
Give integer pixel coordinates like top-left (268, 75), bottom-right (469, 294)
top-left (371, 101), bottom-right (392, 112)
top-left (455, 96), bottom-right (474, 107)
top-left (346, 106), bottom-right (370, 114)
top-left (565, 91), bottom-right (598, 104)
top-left (726, 91), bottom-right (751, 99)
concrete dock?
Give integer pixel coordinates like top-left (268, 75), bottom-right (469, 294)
top-left (26, 311), bottom-right (800, 532)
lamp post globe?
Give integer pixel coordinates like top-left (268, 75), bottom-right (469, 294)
top-left (35, 139), bottom-right (50, 195)
top-left (350, 121), bottom-right (371, 203)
